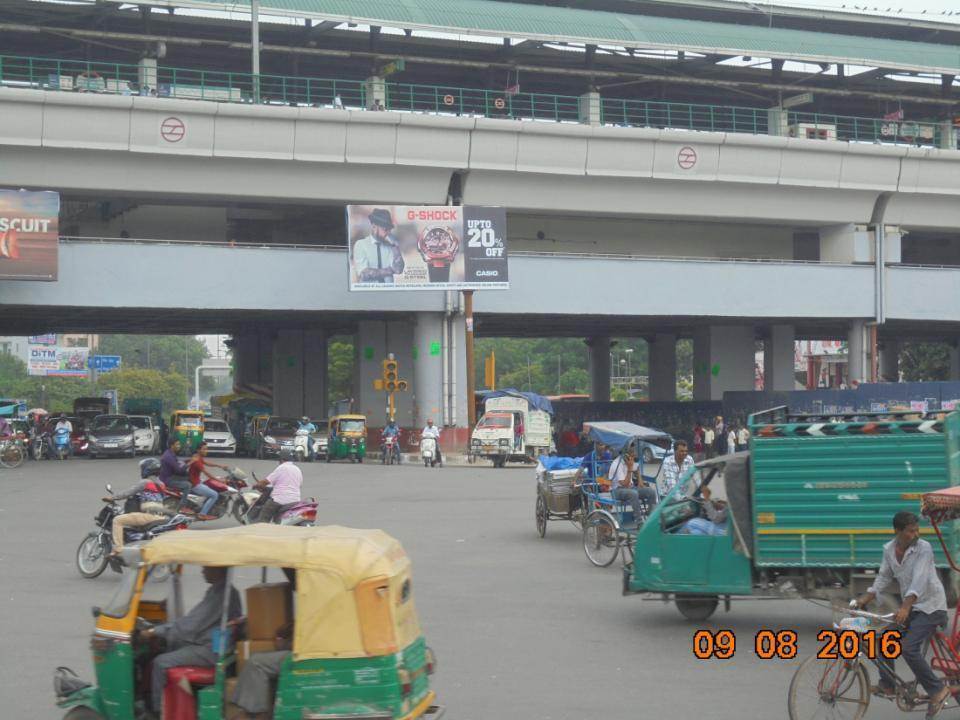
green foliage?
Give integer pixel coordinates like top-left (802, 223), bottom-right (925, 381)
top-left (328, 337), bottom-right (355, 407)
top-left (900, 342), bottom-right (953, 382)
top-left (97, 368), bottom-right (189, 413)
top-left (97, 334), bottom-right (209, 377)
top-left (0, 353), bottom-right (94, 410)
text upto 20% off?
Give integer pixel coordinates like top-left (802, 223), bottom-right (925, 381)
top-left (692, 629), bottom-right (902, 660)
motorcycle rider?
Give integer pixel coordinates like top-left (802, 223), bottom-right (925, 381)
top-left (421, 418), bottom-right (442, 467)
top-left (187, 441), bottom-right (229, 521)
top-left (255, 448), bottom-right (303, 524)
top-left (297, 416), bottom-right (317, 459)
top-left (159, 438), bottom-right (194, 515)
top-left (55, 414), bottom-right (73, 456)
top-left (105, 458), bottom-right (170, 554)
top-left (381, 419), bottom-right (401, 463)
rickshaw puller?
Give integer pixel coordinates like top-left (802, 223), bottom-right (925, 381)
top-left (139, 566), bottom-right (242, 714)
top-left (855, 511), bottom-right (951, 718)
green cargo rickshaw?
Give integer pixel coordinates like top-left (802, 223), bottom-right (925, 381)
top-left (170, 410), bottom-right (205, 454)
top-left (54, 524), bottom-right (444, 720)
top-left (624, 406), bottom-right (960, 621)
top-left (327, 414), bottom-right (367, 463)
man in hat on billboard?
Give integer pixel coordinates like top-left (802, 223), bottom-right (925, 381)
top-left (353, 208), bottom-right (405, 284)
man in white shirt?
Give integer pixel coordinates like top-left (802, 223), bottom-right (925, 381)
top-left (659, 440), bottom-right (696, 498)
top-left (736, 425), bottom-right (750, 451)
top-left (353, 208), bottom-right (405, 284)
top-left (421, 419), bottom-right (442, 467)
top-left (703, 426), bottom-right (715, 459)
top-left (608, 450), bottom-right (657, 524)
top-left (55, 414), bottom-right (74, 455)
top-left (256, 449), bottom-right (303, 524)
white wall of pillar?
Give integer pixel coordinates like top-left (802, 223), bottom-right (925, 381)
top-left (763, 325), bottom-right (795, 392)
top-left (693, 326), bottom-right (756, 400)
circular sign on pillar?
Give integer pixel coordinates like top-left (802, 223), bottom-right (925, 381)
top-left (677, 146), bottom-right (697, 169)
top-left (160, 116), bottom-right (186, 143)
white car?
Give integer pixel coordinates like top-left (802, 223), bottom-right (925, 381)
top-left (128, 415), bottom-right (159, 455)
top-left (203, 418), bottom-right (237, 455)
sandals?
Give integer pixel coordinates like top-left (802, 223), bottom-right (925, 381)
top-left (926, 687), bottom-right (952, 718)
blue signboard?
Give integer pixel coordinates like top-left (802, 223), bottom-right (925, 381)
top-left (89, 355), bottom-right (121, 372)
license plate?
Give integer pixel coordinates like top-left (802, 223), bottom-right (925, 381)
top-left (483, 445), bottom-right (496, 452)
top-left (104, 443), bottom-right (118, 448)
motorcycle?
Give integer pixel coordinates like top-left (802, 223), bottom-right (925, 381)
top-left (76, 483), bottom-right (193, 579)
top-left (31, 432), bottom-right (51, 461)
top-left (161, 468), bottom-right (254, 522)
top-left (53, 427), bottom-right (71, 460)
top-left (381, 434), bottom-right (401, 465)
top-left (420, 436), bottom-right (439, 468)
top-left (244, 477), bottom-right (318, 526)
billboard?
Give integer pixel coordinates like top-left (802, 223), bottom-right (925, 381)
top-left (347, 205), bottom-right (508, 291)
top-left (0, 190), bottom-right (60, 281)
top-left (27, 345), bottom-right (89, 378)
top-left (28, 334), bottom-right (57, 345)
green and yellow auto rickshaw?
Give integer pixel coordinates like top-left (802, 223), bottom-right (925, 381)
top-left (170, 410), bottom-right (205, 454)
top-left (54, 524), bottom-right (444, 720)
top-left (327, 414), bottom-right (367, 463)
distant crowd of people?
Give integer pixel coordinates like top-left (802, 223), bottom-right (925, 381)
top-left (691, 416), bottom-right (749, 460)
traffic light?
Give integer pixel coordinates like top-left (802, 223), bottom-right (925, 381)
top-left (382, 358), bottom-right (398, 392)
top-left (397, 379), bottom-right (409, 392)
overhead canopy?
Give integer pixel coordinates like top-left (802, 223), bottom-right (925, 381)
top-left (479, 389), bottom-right (553, 414)
top-left (583, 420), bottom-right (672, 451)
top-left (130, 0), bottom-right (960, 74)
top-left (141, 524), bottom-right (409, 587)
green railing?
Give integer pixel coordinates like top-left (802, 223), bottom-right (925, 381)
top-left (0, 54), bottom-right (945, 147)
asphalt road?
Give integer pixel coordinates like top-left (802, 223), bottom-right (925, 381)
top-left (1, 456), bottom-right (917, 719)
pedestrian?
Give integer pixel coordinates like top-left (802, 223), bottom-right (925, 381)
top-left (714, 415), bottom-right (726, 455)
top-left (692, 422), bottom-right (704, 461)
top-left (737, 423), bottom-right (750, 451)
top-left (726, 426), bottom-right (737, 456)
top-left (703, 424), bottom-right (715, 459)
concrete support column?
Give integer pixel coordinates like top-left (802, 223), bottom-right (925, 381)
top-left (413, 313), bottom-right (445, 429)
top-left (233, 330), bottom-right (272, 392)
top-left (767, 108), bottom-right (789, 137)
top-left (303, 329), bottom-right (328, 419)
top-left (587, 336), bottom-right (611, 402)
top-left (354, 319), bottom-right (415, 428)
top-left (878, 339), bottom-right (900, 383)
top-left (578, 91), bottom-right (601, 126)
top-left (272, 330), bottom-right (305, 417)
top-left (847, 320), bottom-right (868, 385)
top-left (693, 326), bottom-right (756, 401)
top-left (648, 333), bottom-right (677, 401)
top-left (940, 122), bottom-right (958, 151)
top-left (950, 342), bottom-right (960, 381)
top-left (763, 325), bottom-right (795, 392)
top-left (364, 76), bottom-right (386, 110)
top-left (138, 58), bottom-right (157, 92)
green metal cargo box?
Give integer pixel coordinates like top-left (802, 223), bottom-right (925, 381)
top-left (748, 406), bottom-right (958, 569)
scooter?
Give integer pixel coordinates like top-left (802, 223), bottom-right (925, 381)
top-left (76, 483), bottom-right (193, 579)
top-left (420, 436), bottom-right (439, 468)
top-left (293, 429), bottom-right (314, 463)
top-left (381, 434), bottom-right (401, 465)
top-left (161, 468), bottom-right (253, 522)
top-left (244, 478), bottom-right (318, 526)
top-left (53, 427), bottom-right (71, 460)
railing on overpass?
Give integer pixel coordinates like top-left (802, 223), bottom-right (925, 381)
top-left (0, 54), bottom-right (946, 147)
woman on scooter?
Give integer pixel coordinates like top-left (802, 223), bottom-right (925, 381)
top-left (188, 442), bottom-right (230, 520)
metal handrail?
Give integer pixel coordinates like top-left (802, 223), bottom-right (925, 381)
top-left (58, 235), bottom-right (347, 251)
top-left (0, 54), bottom-right (947, 147)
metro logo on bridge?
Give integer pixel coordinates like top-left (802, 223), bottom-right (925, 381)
top-left (348, 204), bottom-right (508, 291)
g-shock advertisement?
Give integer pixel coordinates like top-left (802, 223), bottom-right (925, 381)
top-left (347, 205), bottom-right (508, 291)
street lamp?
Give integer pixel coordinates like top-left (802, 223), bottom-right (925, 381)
top-left (625, 348), bottom-right (633, 378)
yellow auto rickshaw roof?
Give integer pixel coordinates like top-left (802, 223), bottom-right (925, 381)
top-left (141, 524), bottom-right (409, 586)
top-left (173, 410), bottom-right (204, 417)
top-left (332, 414), bottom-right (367, 421)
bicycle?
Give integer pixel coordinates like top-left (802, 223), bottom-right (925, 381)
top-left (788, 603), bottom-right (960, 719)
top-left (0, 438), bottom-right (25, 469)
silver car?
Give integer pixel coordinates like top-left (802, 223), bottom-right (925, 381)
top-left (86, 415), bottom-right (136, 459)
top-left (203, 418), bottom-right (237, 455)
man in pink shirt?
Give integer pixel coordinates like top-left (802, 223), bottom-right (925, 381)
top-left (256, 449), bottom-right (303, 524)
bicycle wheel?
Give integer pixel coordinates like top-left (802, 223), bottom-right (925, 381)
top-left (583, 510), bottom-right (620, 567)
top-left (0, 443), bottom-right (24, 469)
top-left (535, 495), bottom-right (547, 538)
top-left (788, 654), bottom-right (869, 720)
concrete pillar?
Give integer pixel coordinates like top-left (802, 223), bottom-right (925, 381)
top-left (648, 333), bottom-right (677, 401)
top-left (578, 91), bottom-right (601, 126)
top-left (354, 319), bottom-right (415, 428)
top-left (940, 121), bottom-right (958, 151)
top-left (950, 342), bottom-right (960, 381)
top-left (364, 76), bottom-right (386, 110)
top-left (138, 58), bottom-right (157, 92)
top-left (272, 330), bottom-right (305, 417)
top-left (413, 313), bottom-right (445, 429)
top-left (763, 325), bottom-right (795, 392)
top-left (303, 330), bottom-right (327, 419)
top-left (847, 320), bottom-right (868, 385)
top-left (878, 339), bottom-right (900, 383)
top-left (233, 330), bottom-right (272, 392)
top-left (587, 336), bottom-right (611, 402)
top-left (767, 108), bottom-right (789, 137)
top-left (692, 326), bottom-right (756, 401)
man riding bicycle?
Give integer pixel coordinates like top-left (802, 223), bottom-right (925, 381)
top-left (855, 510), bottom-right (951, 718)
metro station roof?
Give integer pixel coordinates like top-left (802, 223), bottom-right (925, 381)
top-left (132, 0), bottom-right (960, 74)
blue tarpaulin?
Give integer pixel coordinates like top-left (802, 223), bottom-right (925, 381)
top-left (583, 421), bottom-right (671, 452)
top-left (537, 455), bottom-right (583, 471)
top-left (479, 389), bottom-right (553, 414)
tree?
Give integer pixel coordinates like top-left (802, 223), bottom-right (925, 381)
top-left (327, 337), bottom-right (354, 408)
top-left (900, 342), bottom-right (953, 382)
top-left (0, 353), bottom-right (95, 410)
top-left (96, 368), bottom-right (189, 413)
top-left (97, 335), bottom-right (209, 378)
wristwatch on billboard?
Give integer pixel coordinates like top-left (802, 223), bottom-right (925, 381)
top-left (417, 226), bottom-right (460, 283)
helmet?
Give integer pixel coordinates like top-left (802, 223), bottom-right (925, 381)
top-left (279, 448), bottom-right (297, 462)
top-left (301, 416), bottom-right (310, 423)
top-left (139, 457), bottom-right (161, 479)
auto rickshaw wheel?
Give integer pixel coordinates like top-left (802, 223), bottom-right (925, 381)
top-left (535, 495), bottom-right (547, 538)
top-left (674, 594), bottom-right (719, 621)
top-left (63, 707), bottom-right (105, 720)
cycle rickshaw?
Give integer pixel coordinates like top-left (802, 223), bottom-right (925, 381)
top-left (787, 483), bottom-right (960, 719)
top-left (535, 421), bottom-right (673, 568)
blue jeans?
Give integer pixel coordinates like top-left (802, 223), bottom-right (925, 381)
top-left (680, 518), bottom-right (727, 536)
top-left (878, 610), bottom-right (947, 696)
top-left (612, 486), bottom-right (657, 523)
top-left (191, 483), bottom-right (219, 515)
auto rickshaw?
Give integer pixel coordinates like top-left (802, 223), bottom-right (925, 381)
top-left (54, 524), bottom-right (444, 720)
top-left (327, 414), bottom-right (367, 463)
top-left (243, 414), bottom-right (270, 457)
top-left (170, 410), bottom-right (205, 454)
